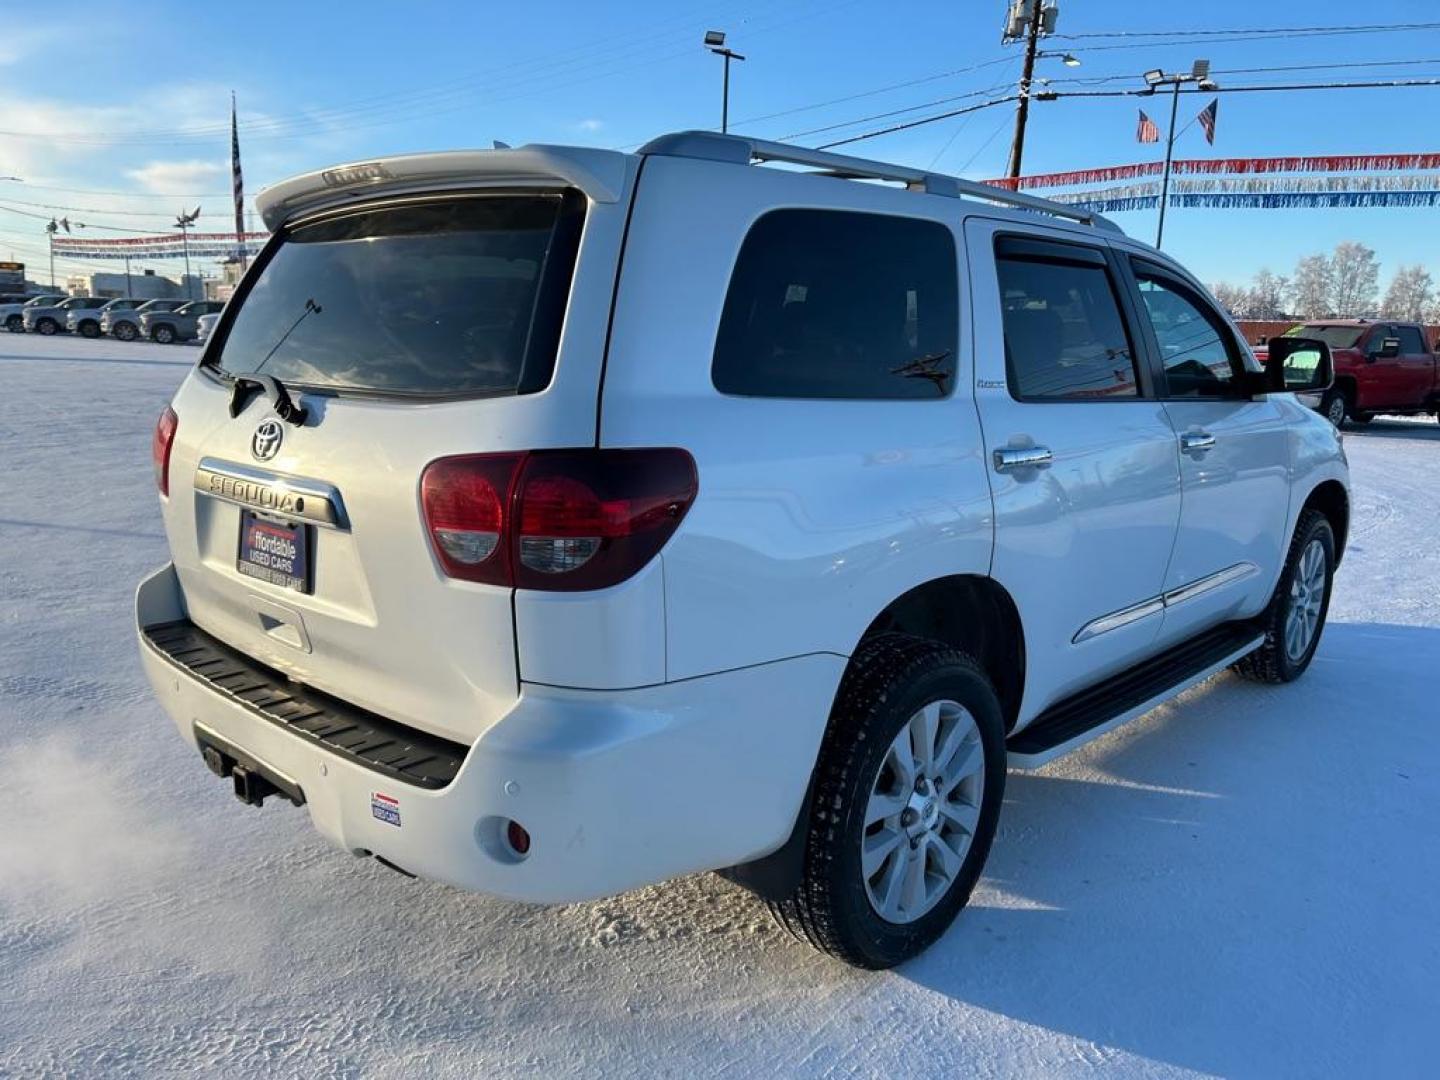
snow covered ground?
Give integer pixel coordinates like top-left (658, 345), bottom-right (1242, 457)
top-left (2, 332), bottom-right (1437, 1078)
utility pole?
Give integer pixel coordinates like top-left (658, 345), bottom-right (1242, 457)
top-left (175, 206), bottom-right (200, 300)
top-left (1005, 0), bottom-right (1044, 178)
top-left (124, 252), bottom-right (133, 297)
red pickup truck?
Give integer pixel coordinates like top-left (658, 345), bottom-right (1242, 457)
top-left (1256, 320), bottom-right (1440, 427)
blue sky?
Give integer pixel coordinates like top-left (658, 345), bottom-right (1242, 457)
top-left (1, 0), bottom-right (1437, 288)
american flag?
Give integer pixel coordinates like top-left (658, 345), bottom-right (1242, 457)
top-left (230, 92), bottom-right (246, 259)
top-left (1136, 109), bottom-right (1159, 144)
top-left (1197, 98), bottom-right (1218, 145)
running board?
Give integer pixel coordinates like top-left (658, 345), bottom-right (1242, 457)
top-left (1007, 622), bottom-right (1264, 769)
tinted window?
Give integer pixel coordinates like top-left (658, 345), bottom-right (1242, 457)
top-left (1396, 325), bottom-right (1425, 354)
top-left (212, 193), bottom-right (584, 396)
top-left (713, 209), bottom-right (957, 399)
top-left (996, 252), bottom-right (1139, 399)
top-left (1285, 324), bottom-right (1365, 349)
top-left (1135, 271), bottom-right (1239, 397)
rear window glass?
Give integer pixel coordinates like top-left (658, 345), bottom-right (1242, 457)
top-left (211, 193), bottom-right (583, 396)
top-left (1284, 324), bottom-right (1365, 349)
top-left (712, 209), bottom-right (958, 399)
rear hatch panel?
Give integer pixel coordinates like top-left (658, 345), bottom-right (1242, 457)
top-left (160, 158), bottom-right (635, 745)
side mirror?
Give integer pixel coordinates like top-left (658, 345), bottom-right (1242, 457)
top-left (1377, 336), bottom-right (1401, 358)
top-left (1264, 337), bottom-right (1333, 394)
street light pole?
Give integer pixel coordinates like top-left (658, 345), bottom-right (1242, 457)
top-left (703, 31), bottom-right (745, 134)
top-left (1143, 61), bottom-right (1217, 249)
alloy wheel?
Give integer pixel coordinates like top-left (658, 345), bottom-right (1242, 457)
top-left (1285, 537), bottom-right (1327, 661)
top-left (1326, 395), bottom-right (1346, 427)
top-left (862, 699), bottom-right (985, 924)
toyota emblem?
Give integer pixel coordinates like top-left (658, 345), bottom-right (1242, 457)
top-left (251, 419), bottom-right (284, 461)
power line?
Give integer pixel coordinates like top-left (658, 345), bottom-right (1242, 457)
top-left (1056, 20), bottom-right (1440, 40)
top-left (813, 77), bottom-right (1440, 151)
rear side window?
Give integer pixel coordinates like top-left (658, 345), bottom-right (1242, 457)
top-left (211, 193), bottom-right (584, 396)
top-left (995, 247), bottom-right (1139, 400)
top-left (1396, 325), bottom-right (1425, 354)
top-left (712, 209), bottom-right (958, 399)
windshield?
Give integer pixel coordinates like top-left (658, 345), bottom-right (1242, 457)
top-left (210, 192), bottom-right (584, 396)
top-left (136, 300), bottom-right (171, 312)
top-left (57, 298), bottom-right (85, 309)
top-left (1285, 324), bottom-right (1365, 349)
top-left (25, 296), bottom-right (58, 307)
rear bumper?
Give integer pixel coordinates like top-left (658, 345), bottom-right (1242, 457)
top-left (136, 563), bottom-right (841, 903)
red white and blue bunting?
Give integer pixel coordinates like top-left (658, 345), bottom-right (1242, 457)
top-left (51, 232), bottom-right (269, 260)
top-left (988, 154), bottom-right (1440, 212)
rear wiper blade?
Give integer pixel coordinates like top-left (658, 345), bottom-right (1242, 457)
top-left (227, 372), bottom-right (309, 425)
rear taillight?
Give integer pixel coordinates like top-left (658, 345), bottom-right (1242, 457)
top-left (420, 449), bottom-right (697, 591)
top-left (152, 405), bottom-right (178, 496)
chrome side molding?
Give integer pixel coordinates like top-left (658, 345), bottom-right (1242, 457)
top-left (194, 457), bottom-right (348, 529)
top-left (1073, 562), bottom-right (1260, 644)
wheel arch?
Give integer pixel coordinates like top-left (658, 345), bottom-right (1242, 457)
top-left (1301, 478), bottom-right (1350, 565)
top-left (719, 574), bottom-right (1027, 904)
top-left (855, 575), bottom-right (1026, 735)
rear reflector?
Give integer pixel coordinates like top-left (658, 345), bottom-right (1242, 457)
top-left (153, 405), bottom-right (178, 496)
top-left (419, 448), bottom-right (697, 591)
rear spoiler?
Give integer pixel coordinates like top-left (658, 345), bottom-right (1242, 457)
top-left (255, 145), bottom-right (633, 230)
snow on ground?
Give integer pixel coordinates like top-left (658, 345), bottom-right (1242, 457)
top-left (1, 332), bottom-right (1437, 1078)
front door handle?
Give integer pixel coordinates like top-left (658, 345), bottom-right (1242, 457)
top-left (994, 446), bottom-right (1054, 473)
top-left (1180, 431), bottom-right (1216, 453)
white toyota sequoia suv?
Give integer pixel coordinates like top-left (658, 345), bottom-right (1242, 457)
top-left (137, 132), bottom-right (1348, 968)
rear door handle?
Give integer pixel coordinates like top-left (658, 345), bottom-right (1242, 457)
top-left (993, 446), bottom-right (1054, 473)
top-left (1180, 431), bottom-right (1216, 453)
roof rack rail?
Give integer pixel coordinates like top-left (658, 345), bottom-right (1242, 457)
top-left (638, 130), bottom-right (1123, 234)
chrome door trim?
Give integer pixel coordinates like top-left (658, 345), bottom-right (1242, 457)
top-left (1073, 562), bottom-right (1260, 643)
top-left (1073, 597), bottom-right (1164, 644)
top-left (1162, 561), bottom-right (1258, 608)
top-left (194, 457), bottom-right (348, 529)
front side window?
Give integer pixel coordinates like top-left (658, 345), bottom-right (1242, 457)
top-left (713, 209), bottom-right (958, 399)
top-left (996, 250), bottom-right (1139, 399)
top-left (1134, 269), bottom-right (1240, 397)
top-left (211, 193), bottom-right (584, 396)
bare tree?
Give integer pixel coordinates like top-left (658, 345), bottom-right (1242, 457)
top-left (1248, 268), bottom-right (1289, 319)
top-left (1381, 264), bottom-right (1434, 322)
top-left (1329, 241), bottom-right (1380, 317)
top-left (1290, 254), bottom-right (1332, 318)
top-left (1209, 281), bottom-right (1250, 317)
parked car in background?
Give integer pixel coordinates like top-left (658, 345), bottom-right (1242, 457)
top-left (141, 299), bottom-right (223, 343)
top-left (1, 294), bottom-right (65, 333)
top-left (70, 297), bottom-right (141, 338)
top-left (1264, 320), bottom-right (1440, 426)
top-left (22, 295), bottom-right (106, 335)
top-left (137, 133), bottom-right (1348, 970)
top-left (194, 311), bottom-right (221, 346)
top-left (104, 298), bottom-right (184, 341)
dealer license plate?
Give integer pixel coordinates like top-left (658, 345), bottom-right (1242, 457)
top-left (237, 510), bottom-right (312, 593)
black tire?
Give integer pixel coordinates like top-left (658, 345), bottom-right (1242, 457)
top-left (113, 320), bottom-right (137, 341)
top-left (152, 324), bottom-right (176, 344)
top-left (36, 317), bottom-right (58, 335)
top-left (1233, 509), bottom-right (1335, 684)
top-left (1319, 387), bottom-right (1349, 428)
top-left (78, 320), bottom-right (100, 338)
top-left (4, 314), bottom-right (21, 333)
top-left (767, 633), bottom-right (1006, 969)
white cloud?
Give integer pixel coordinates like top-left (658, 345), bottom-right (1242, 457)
top-left (577, 118), bottom-right (605, 133)
top-left (125, 160), bottom-right (226, 195)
